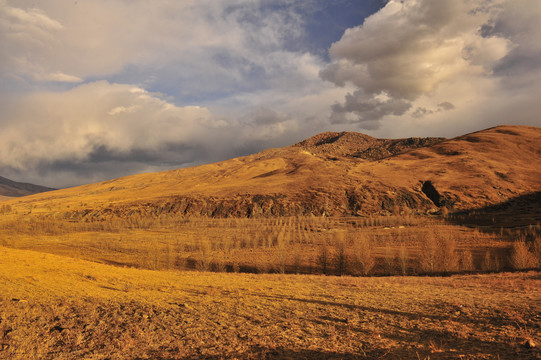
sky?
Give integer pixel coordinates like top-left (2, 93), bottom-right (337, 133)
top-left (1, 0), bottom-right (540, 188)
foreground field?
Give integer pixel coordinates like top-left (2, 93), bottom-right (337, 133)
top-left (1, 247), bottom-right (539, 359)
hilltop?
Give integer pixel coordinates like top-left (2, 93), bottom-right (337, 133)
top-left (4, 125), bottom-right (540, 219)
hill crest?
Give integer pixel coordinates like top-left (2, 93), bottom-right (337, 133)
top-left (292, 131), bottom-right (445, 160)
top-left (4, 125), bottom-right (541, 218)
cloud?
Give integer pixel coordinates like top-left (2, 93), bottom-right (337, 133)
top-left (0, 0), bottom-right (355, 186)
top-left (0, 79), bottom-right (337, 188)
top-left (320, 0), bottom-right (514, 129)
top-left (0, 0), bottom-right (312, 91)
top-left (0, 81), bottom-right (215, 170)
top-left (1, 0), bottom-right (539, 187)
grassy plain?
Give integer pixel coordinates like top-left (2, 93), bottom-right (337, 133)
top-left (1, 246), bottom-right (540, 359)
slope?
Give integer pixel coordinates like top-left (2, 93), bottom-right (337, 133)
top-left (3, 125), bottom-right (540, 219)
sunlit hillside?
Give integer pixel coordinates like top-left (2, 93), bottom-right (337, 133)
top-left (3, 125), bottom-right (540, 220)
top-left (1, 125), bottom-right (540, 359)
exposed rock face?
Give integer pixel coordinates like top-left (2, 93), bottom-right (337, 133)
top-left (293, 131), bottom-right (445, 160)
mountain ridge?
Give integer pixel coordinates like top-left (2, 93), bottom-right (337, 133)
top-left (4, 125), bottom-right (540, 219)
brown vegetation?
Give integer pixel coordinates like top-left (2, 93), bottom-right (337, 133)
top-left (1, 247), bottom-right (540, 359)
top-left (0, 125), bottom-right (540, 358)
top-left (1, 213), bottom-right (538, 276)
top-left (2, 125), bottom-right (540, 220)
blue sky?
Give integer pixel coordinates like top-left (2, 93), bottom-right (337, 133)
top-left (1, 0), bottom-right (540, 187)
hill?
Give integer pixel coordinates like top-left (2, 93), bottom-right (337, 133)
top-left (4, 125), bottom-right (541, 219)
top-left (0, 175), bottom-right (54, 197)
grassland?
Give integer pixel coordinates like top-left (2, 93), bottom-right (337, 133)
top-left (1, 246), bottom-right (540, 359)
top-left (1, 125), bottom-right (540, 358)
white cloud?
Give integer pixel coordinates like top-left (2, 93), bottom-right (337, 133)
top-left (0, 0), bottom-right (353, 186)
top-left (0, 0), bottom-right (312, 89)
top-left (1, 0), bottom-right (540, 187)
top-left (33, 71), bottom-right (83, 83)
top-left (0, 81), bottom-right (215, 170)
top-left (320, 0), bottom-right (517, 129)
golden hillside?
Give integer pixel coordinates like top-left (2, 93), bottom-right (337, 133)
top-left (4, 125), bottom-right (540, 219)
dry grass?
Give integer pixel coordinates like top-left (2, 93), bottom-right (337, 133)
top-left (1, 246), bottom-right (540, 359)
top-left (0, 214), bottom-right (528, 276)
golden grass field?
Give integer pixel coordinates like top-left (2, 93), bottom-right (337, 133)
top-left (1, 246), bottom-right (540, 359)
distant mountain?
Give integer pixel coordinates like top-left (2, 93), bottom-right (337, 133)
top-left (4, 125), bottom-right (541, 218)
top-left (0, 176), bottom-right (55, 197)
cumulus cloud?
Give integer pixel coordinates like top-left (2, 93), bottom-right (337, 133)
top-left (320, 0), bottom-right (514, 129)
top-left (0, 0), bottom-right (315, 92)
top-left (0, 81), bottom-right (215, 170)
top-left (0, 0), bottom-right (351, 186)
top-left (0, 79), bottom-right (333, 187)
top-left (1, 0), bottom-right (540, 187)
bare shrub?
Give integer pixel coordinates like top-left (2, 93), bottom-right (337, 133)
top-left (383, 245), bottom-right (395, 275)
top-left (440, 235), bottom-right (459, 273)
top-left (533, 236), bottom-right (541, 268)
top-left (164, 241), bottom-right (173, 270)
top-left (511, 241), bottom-right (537, 270)
top-left (318, 242), bottom-right (330, 275)
top-left (396, 245), bottom-right (408, 275)
top-left (275, 246), bottom-right (287, 274)
top-left (334, 231), bottom-right (347, 276)
top-left (458, 249), bottom-right (474, 272)
top-left (419, 232), bottom-right (438, 273)
top-left (212, 258), bottom-right (227, 273)
top-left (196, 240), bottom-right (211, 272)
top-left (232, 259), bottom-right (240, 273)
top-left (352, 234), bottom-right (374, 276)
top-left (481, 250), bottom-right (496, 272)
top-left (292, 245), bottom-right (302, 274)
top-left (256, 256), bottom-right (271, 274)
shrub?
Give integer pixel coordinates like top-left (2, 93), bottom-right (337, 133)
top-left (533, 236), bottom-right (541, 268)
top-left (511, 241), bottom-right (537, 270)
top-left (482, 249), bottom-right (502, 272)
top-left (458, 249), bottom-right (474, 272)
top-left (396, 245), bottom-right (408, 275)
top-left (383, 245), bottom-right (395, 275)
top-left (419, 232), bottom-right (438, 273)
top-left (334, 232), bottom-right (347, 276)
top-left (352, 235), bottom-right (374, 276)
top-left (275, 246), bottom-right (287, 274)
top-left (318, 242), bottom-right (330, 275)
top-left (440, 235), bottom-right (459, 273)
